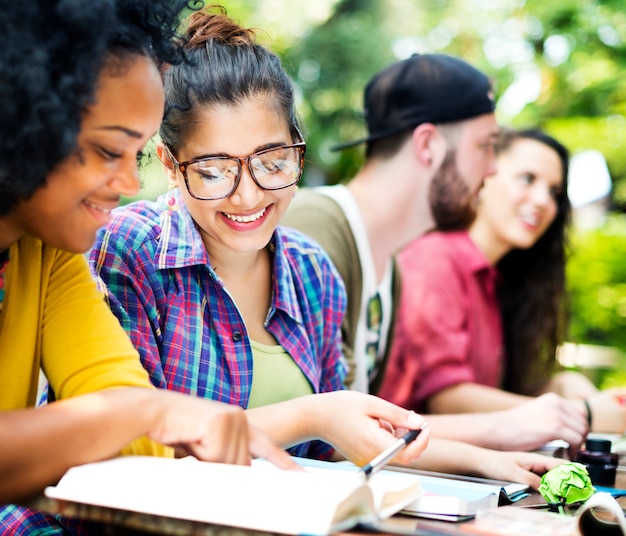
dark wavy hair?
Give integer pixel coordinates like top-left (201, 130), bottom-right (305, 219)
top-left (0, 0), bottom-right (201, 216)
top-left (159, 5), bottom-right (301, 154)
top-left (496, 128), bottom-right (571, 395)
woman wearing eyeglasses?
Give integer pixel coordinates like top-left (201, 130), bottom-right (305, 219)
top-left (89, 7), bottom-right (429, 464)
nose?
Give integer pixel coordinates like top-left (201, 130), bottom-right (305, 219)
top-left (484, 151), bottom-right (497, 178)
top-left (229, 165), bottom-right (263, 206)
top-left (530, 182), bottom-right (552, 207)
top-left (109, 159), bottom-right (141, 197)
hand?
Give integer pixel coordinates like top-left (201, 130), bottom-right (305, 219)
top-left (586, 388), bottom-right (626, 433)
top-left (474, 450), bottom-right (565, 490)
top-left (147, 389), bottom-right (298, 470)
top-left (488, 392), bottom-right (588, 455)
top-left (405, 437), bottom-right (563, 490)
top-left (307, 391), bottom-right (430, 467)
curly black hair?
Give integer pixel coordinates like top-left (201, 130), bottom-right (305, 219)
top-left (496, 128), bottom-right (572, 395)
top-left (0, 0), bottom-right (203, 216)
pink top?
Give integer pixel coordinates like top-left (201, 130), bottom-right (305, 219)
top-left (379, 231), bottom-right (504, 412)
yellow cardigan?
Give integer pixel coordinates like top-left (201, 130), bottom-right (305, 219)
top-left (0, 234), bottom-right (169, 456)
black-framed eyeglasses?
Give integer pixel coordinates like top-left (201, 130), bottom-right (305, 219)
top-left (166, 134), bottom-right (306, 201)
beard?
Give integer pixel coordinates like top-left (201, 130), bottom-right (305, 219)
top-left (428, 148), bottom-right (479, 231)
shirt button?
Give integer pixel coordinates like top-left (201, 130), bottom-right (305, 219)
top-left (232, 331), bottom-right (243, 342)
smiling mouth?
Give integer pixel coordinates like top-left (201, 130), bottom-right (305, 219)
top-left (83, 199), bottom-right (114, 214)
top-left (519, 211), bottom-right (539, 227)
top-left (223, 207), bottom-right (267, 223)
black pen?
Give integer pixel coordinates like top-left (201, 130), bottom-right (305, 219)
top-left (361, 422), bottom-right (428, 480)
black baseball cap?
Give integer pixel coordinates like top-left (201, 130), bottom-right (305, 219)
top-left (331, 53), bottom-right (496, 151)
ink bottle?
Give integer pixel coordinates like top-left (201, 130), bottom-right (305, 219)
top-left (574, 438), bottom-right (618, 486)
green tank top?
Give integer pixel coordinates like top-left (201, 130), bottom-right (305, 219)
top-left (247, 340), bottom-right (314, 408)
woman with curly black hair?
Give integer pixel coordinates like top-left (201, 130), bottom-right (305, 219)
top-left (382, 127), bottom-right (626, 437)
top-left (0, 0), bottom-right (294, 531)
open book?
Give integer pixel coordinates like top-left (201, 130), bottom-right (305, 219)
top-left (44, 455), bottom-right (422, 535)
top-left (297, 458), bottom-right (528, 522)
top-left (387, 466), bottom-right (530, 520)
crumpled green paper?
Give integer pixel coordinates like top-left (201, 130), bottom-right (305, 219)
top-left (539, 462), bottom-right (596, 507)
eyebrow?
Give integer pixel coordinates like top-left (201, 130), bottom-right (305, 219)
top-left (192, 141), bottom-right (292, 161)
top-left (95, 126), bottom-right (143, 139)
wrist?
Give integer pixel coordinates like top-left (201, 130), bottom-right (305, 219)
top-left (134, 387), bottom-right (175, 440)
top-left (583, 399), bottom-right (593, 429)
top-left (298, 393), bottom-right (329, 442)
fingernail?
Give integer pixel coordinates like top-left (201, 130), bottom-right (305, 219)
top-left (408, 411), bottom-right (423, 425)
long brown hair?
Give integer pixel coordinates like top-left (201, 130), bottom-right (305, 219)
top-left (496, 128), bottom-right (571, 394)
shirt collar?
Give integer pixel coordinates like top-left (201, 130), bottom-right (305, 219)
top-left (152, 189), bottom-right (303, 323)
top-left (450, 230), bottom-right (496, 275)
top-left (267, 228), bottom-right (303, 324)
top-left (154, 189), bottom-right (210, 270)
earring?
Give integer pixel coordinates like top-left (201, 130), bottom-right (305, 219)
top-left (168, 181), bottom-right (178, 191)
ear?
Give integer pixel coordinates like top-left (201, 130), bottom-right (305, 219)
top-left (411, 123), bottom-right (443, 168)
top-left (156, 142), bottom-right (178, 182)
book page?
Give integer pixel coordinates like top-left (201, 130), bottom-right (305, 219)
top-left (45, 456), bottom-right (420, 535)
top-left (293, 459), bottom-right (506, 520)
top-left (577, 492), bottom-right (626, 536)
top-left (254, 459), bottom-right (422, 518)
top-left (45, 456), bottom-right (368, 535)
top-left (402, 485), bottom-right (497, 519)
top-left (383, 465), bottom-right (529, 504)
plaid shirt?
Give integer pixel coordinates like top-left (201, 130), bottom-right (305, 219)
top-left (89, 189), bottom-right (347, 458)
top-left (0, 505), bottom-right (101, 535)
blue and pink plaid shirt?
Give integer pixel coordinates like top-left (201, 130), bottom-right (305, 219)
top-left (89, 189), bottom-right (348, 458)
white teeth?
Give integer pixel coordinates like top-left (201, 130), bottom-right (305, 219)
top-left (224, 207), bottom-right (266, 223)
top-left (84, 200), bottom-right (111, 214)
top-left (519, 211), bottom-right (538, 226)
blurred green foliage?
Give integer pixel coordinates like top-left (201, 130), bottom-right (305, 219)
top-left (136, 0), bottom-right (626, 200)
top-left (567, 215), bottom-right (626, 350)
top-left (547, 116), bottom-right (626, 206)
top-left (567, 215), bottom-right (626, 387)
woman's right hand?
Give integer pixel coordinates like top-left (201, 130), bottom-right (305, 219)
top-left (245, 391), bottom-right (429, 468)
top-left (473, 449), bottom-right (565, 489)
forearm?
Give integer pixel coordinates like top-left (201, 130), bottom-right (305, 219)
top-left (424, 413), bottom-right (501, 448)
top-left (541, 370), bottom-right (598, 399)
top-left (397, 437), bottom-right (561, 489)
top-left (246, 396), bottom-right (319, 448)
top-left (428, 382), bottom-right (530, 413)
top-left (428, 390), bottom-right (594, 453)
top-left (0, 387), bottom-right (161, 502)
top-left (401, 437), bottom-right (486, 475)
